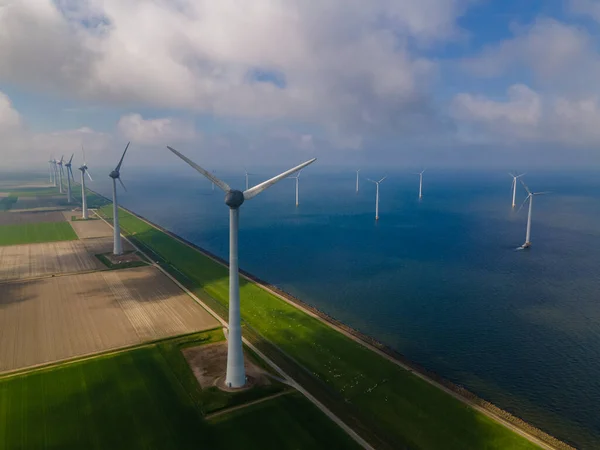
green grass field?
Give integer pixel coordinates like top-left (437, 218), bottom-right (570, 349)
top-left (0, 330), bottom-right (359, 450)
top-left (1, 187), bottom-right (59, 197)
top-left (0, 221), bottom-right (77, 246)
top-left (98, 205), bottom-right (541, 450)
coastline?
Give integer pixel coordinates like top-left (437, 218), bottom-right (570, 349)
top-left (88, 188), bottom-right (574, 450)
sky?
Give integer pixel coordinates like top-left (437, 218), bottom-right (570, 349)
top-left (2, 0), bottom-right (600, 171)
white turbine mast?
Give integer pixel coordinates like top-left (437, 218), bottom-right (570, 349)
top-left (65, 153), bottom-right (75, 203)
top-left (509, 172), bottom-right (526, 208)
top-left (290, 169), bottom-right (302, 207)
top-left (355, 169), bottom-right (360, 194)
top-left (243, 167), bottom-right (255, 191)
top-left (167, 145), bottom-right (316, 388)
top-left (78, 146), bottom-right (93, 220)
top-left (518, 179), bottom-right (550, 249)
top-left (417, 169), bottom-right (426, 199)
top-left (57, 155), bottom-right (65, 194)
top-left (48, 157), bottom-right (54, 185)
top-left (367, 176), bottom-right (387, 220)
top-left (109, 142), bottom-right (130, 255)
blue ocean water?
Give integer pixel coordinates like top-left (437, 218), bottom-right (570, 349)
top-left (93, 169), bottom-right (600, 448)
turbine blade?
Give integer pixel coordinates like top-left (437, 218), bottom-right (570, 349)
top-left (86, 170), bottom-right (93, 182)
top-left (378, 176), bottom-right (387, 183)
top-left (517, 173), bottom-right (526, 178)
top-left (519, 178), bottom-right (531, 195)
top-left (118, 177), bottom-right (127, 192)
top-left (115, 142), bottom-right (130, 172)
top-left (533, 191), bottom-right (551, 195)
top-left (68, 153), bottom-right (74, 164)
top-left (517, 195), bottom-right (531, 213)
top-left (243, 158), bottom-right (316, 200)
top-left (366, 178), bottom-right (377, 183)
top-left (166, 146), bottom-right (231, 192)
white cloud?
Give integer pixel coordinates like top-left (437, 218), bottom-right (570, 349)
top-left (117, 114), bottom-right (196, 144)
top-left (569, 0), bottom-right (600, 22)
top-left (0, 92), bottom-right (21, 129)
top-left (0, 0), bottom-right (468, 146)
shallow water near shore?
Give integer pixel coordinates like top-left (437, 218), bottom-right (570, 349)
top-left (93, 169), bottom-right (600, 449)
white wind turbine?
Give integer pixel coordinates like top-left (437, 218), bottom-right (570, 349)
top-left (290, 170), bottom-right (302, 207)
top-left (78, 147), bottom-right (93, 220)
top-left (243, 167), bottom-right (255, 191)
top-left (509, 172), bottom-right (526, 208)
top-left (65, 153), bottom-right (75, 203)
top-left (109, 143), bottom-right (130, 255)
top-left (355, 169), bottom-right (360, 193)
top-left (52, 158), bottom-right (59, 187)
top-left (167, 146), bottom-right (316, 388)
top-left (518, 179), bottom-right (550, 249)
top-left (57, 156), bottom-right (65, 194)
top-left (416, 169), bottom-right (426, 200)
top-left (48, 158), bottom-right (54, 185)
top-left (367, 176), bottom-right (387, 220)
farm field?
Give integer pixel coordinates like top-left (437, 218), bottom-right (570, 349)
top-left (0, 331), bottom-right (359, 450)
top-left (0, 211), bottom-right (66, 225)
top-left (99, 205), bottom-right (542, 450)
top-left (0, 221), bottom-right (77, 246)
top-left (65, 212), bottom-right (115, 239)
top-left (0, 266), bottom-right (219, 373)
top-left (0, 240), bottom-right (103, 282)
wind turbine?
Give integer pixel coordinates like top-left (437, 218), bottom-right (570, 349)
top-left (518, 179), bottom-right (550, 249)
top-left (65, 153), bottom-right (75, 203)
top-left (109, 143), bottom-right (130, 255)
top-left (290, 170), bottom-right (302, 207)
top-left (355, 169), bottom-right (360, 193)
top-left (47, 158), bottom-right (54, 185)
top-left (243, 167), bottom-right (255, 191)
top-left (166, 145), bottom-right (316, 388)
top-left (52, 158), bottom-right (59, 187)
top-left (78, 147), bottom-right (93, 220)
top-left (367, 176), bottom-right (386, 220)
top-left (416, 169), bottom-right (426, 200)
top-left (509, 172), bottom-right (526, 208)
top-left (57, 156), bottom-right (65, 194)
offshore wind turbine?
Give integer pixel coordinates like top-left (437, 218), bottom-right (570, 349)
top-left (78, 148), bottom-right (93, 219)
top-left (367, 176), bottom-right (387, 220)
top-left (109, 143), bottom-right (130, 255)
top-left (518, 179), bottom-right (550, 249)
top-left (57, 156), bottom-right (65, 194)
top-left (290, 170), bottom-right (302, 207)
top-left (243, 167), bottom-right (254, 191)
top-left (355, 169), bottom-right (360, 193)
top-left (417, 169), bottom-right (426, 200)
top-left (509, 172), bottom-right (525, 208)
top-left (167, 145), bottom-right (316, 388)
top-left (65, 153), bottom-right (75, 203)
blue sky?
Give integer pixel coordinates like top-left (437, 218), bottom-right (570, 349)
top-left (1, 0), bottom-right (600, 169)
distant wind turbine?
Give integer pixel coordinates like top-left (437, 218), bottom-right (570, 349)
top-left (367, 176), bottom-right (387, 220)
top-left (518, 179), bottom-right (550, 249)
top-left (65, 153), bottom-right (75, 203)
top-left (355, 169), bottom-right (360, 193)
top-left (166, 145), bottom-right (316, 388)
top-left (243, 167), bottom-right (255, 191)
top-left (109, 143), bottom-right (130, 255)
top-left (291, 170), bottom-right (302, 207)
top-left (78, 147), bottom-right (93, 219)
top-left (57, 156), bottom-right (64, 194)
top-left (509, 172), bottom-right (526, 208)
top-left (416, 169), bottom-right (426, 200)
top-left (48, 158), bottom-right (54, 185)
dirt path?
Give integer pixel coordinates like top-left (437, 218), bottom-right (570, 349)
top-left (204, 390), bottom-right (293, 420)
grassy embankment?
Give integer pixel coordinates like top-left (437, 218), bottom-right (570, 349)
top-left (0, 330), bottom-right (359, 450)
top-left (98, 205), bottom-right (541, 450)
top-left (0, 221), bottom-right (78, 246)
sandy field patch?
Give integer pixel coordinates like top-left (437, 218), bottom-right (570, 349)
top-left (0, 266), bottom-right (219, 373)
top-left (66, 215), bottom-right (114, 239)
top-left (12, 196), bottom-right (69, 211)
top-left (0, 241), bottom-right (103, 282)
top-left (81, 236), bottom-right (134, 256)
top-left (0, 211), bottom-right (66, 225)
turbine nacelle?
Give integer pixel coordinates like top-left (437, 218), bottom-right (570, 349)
top-left (225, 190), bottom-right (245, 209)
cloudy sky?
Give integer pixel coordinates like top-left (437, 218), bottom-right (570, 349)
top-left (1, 0), bottom-right (600, 170)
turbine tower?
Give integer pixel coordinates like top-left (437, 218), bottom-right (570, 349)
top-left (291, 170), bottom-right (302, 207)
top-left (48, 158), bottom-right (54, 185)
top-left (355, 169), bottom-right (360, 193)
top-left (78, 149), bottom-right (93, 220)
top-left (109, 143), bottom-right (130, 256)
top-left (167, 145), bottom-right (316, 388)
top-left (52, 158), bottom-right (59, 187)
top-left (417, 169), bottom-right (426, 200)
top-left (65, 154), bottom-right (75, 203)
top-left (509, 172), bottom-right (525, 208)
top-left (57, 156), bottom-right (64, 194)
top-left (243, 168), bottom-right (254, 191)
top-left (519, 180), bottom-right (549, 248)
top-left (367, 176), bottom-right (386, 220)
